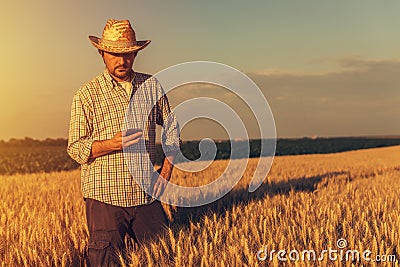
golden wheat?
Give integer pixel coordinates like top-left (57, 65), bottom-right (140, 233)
top-left (1, 146), bottom-right (400, 266)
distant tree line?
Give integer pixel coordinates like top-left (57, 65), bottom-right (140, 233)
top-left (0, 137), bottom-right (67, 147)
top-left (274, 137), bottom-right (400, 155)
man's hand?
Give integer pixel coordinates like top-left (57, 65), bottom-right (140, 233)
top-left (121, 129), bottom-right (143, 148)
top-left (152, 155), bottom-right (175, 198)
top-left (152, 173), bottom-right (168, 198)
top-left (89, 130), bottom-right (143, 159)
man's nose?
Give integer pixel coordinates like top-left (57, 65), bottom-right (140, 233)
top-left (117, 56), bottom-right (126, 64)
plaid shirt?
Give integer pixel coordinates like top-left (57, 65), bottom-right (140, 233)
top-left (67, 70), bottom-right (180, 207)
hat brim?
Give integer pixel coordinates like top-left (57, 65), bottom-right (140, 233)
top-left (89, 36), bottom-right (151, 53)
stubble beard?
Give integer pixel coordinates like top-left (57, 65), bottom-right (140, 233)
top-left (111, 67), bottom-right (132, 81)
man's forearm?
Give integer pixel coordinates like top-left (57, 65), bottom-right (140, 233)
top-left (89, 139), bottom-right (120, 159)
top-left (89, 131), bottom-right (143, 160)
top-left (159, 155), bottom-right (175, 181)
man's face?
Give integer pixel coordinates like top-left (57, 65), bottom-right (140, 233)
top-left (102, 51), bottom-right (137, 82)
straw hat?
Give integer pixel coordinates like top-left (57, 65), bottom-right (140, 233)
top-left (89, 19), bottom-right (151, 53)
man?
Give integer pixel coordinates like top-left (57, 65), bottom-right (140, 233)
top-left (67, 19), bottom-right (180, 266)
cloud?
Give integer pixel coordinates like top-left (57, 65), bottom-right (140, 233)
top-left (246, 57), bottom-right (400, 137)
top-left (249, 57), bottom-right (400, 104)
top-left (167, 57), bottom-right (400, 138)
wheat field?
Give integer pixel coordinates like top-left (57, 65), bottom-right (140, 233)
top-left (1, 146), bottom-right (400, 266)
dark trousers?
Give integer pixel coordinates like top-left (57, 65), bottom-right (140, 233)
top-left (85, 198), bottom-right (168, 267)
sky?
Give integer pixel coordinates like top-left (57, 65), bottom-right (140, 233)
top-left (1, 0), bottom-right (399, 141)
